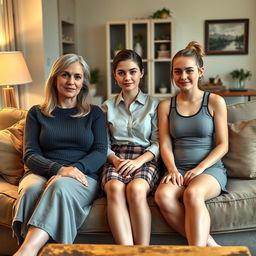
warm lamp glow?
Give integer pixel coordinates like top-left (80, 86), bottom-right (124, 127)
top-left (0, 51), bottom-right (32, 107)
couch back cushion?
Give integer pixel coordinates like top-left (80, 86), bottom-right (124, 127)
top-left (223, 101), bottom-right (256, 178)
top-left (0, 118), bottom-right (26, 185)
top-left (0, 107), bottom-right (27, 130)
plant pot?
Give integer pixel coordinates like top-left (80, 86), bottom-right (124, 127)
top-left (89, 84), bottom-right (97, 97)
top-left (160, 87), bottom-right (167, 94)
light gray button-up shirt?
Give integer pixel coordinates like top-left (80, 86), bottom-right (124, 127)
top-left (102, 90), bottom-right (160, 159)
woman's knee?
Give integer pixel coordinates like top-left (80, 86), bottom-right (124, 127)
top-left (19, 174), bottom-right (46, 197)
top-left (154, 186), bottom-right (176, 210)
top-left (104, 180), bottom-right (125, 201)
top-left (126, 180), bottom-right (148, 203)
top-left (183, 186), bottom-right (203, 207)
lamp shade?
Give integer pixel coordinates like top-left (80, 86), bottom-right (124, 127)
top-left (0, 51), bottom-right (32, 86)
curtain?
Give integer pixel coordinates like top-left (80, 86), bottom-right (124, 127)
top-left (0, 0), bottom-right (16, 51)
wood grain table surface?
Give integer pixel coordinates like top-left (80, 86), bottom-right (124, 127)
top-left (39, 244), bottom-right (252, 256)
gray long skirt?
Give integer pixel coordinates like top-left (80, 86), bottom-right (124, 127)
top-left (12, 172), bottom-right (98, 244)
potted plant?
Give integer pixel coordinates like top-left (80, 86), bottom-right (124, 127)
top-left (230, 68), bottom-right (252, 89)
top-left (113, 43), bottom-right (123, 56)
top-left (89, 68), bottom-right (100, 96)
top-left (150, 8), bottom-right (172, 19)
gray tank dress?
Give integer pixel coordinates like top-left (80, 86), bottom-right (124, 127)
top-left (169, 92), bottom-right (227, 192)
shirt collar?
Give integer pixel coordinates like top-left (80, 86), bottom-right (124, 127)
top-left (115, 90), bottom-right (146, 106)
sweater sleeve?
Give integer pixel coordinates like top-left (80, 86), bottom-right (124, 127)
top-left (23, 106), bottom-right (63, 178)
top-left (72, 106), bottom-right (108, 175)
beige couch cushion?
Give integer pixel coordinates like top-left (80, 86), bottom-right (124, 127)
top-left (0, 108), bottom-right (27, 130)
top-left (0, 119), bottom-right (26, 185)
top-left (223, 119), bottom-right (256, 178)
top-left (227, 100), bottom-right (256, 123)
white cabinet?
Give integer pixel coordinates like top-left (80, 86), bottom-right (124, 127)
top-left (58, 0), bottom-right (76, 55)
top-left (106, 19), bottom-right (174, 98)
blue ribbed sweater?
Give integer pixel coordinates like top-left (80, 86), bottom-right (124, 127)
top-left (23, 105), bottom-right (107, 181)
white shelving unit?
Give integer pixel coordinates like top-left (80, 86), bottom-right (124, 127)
top-left (106, 19), bottom-right (175, 98)
top-left (58, 0), bottom-right (76, 55)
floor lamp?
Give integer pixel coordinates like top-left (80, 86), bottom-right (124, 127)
top-left (0, 51), bottom-right (32, 108)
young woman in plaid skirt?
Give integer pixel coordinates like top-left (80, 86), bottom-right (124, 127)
top-left (101, 50), bottom-right (160, 245)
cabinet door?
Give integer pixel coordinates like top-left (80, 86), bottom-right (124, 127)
top-left (106, 21), bottom-right (129, 97)
top-left (151, 19), bottom-right (173, 97)
top-left (58, 0), bottom-right (75, 24)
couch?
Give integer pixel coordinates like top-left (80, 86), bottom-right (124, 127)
top-left (0, 101), bottom-right (256, 256)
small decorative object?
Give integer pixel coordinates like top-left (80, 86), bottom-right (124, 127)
top-left (199, 75), bottom-right (225, 92)
top-left (157, 50), bottom-right (170, 59)
top-left (230, 68), bottom-right (252, 89)
top-left (159, 83), bottom-right (168, 94)
top-left (89, 68), bottom-right (100, 97)
top-left (113, 43), bottom-right (123, 56)
top-left (150, 8), bottom-right (172, 19)
top-left (134, 42), bottom-right (143, 57)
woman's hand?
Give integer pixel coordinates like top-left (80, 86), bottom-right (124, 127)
top-left (116, 158), bottom-right (143, 176)
top-left (183, 167), bottom-right (204, 185)
top-left (161, 171), bottom-right (183, 186)
top-left (54, 166), bottom-right (88, 186)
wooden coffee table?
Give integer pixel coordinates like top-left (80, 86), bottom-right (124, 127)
top-left (39, 244), bottom-right (252, 256)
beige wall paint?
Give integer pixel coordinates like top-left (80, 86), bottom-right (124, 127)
top-left (16, 0), bottom-right (59, 109)
top-left (76, 0), bottom-right (256, 99)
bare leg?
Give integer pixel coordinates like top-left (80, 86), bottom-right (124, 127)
top-left (104, 180), bottom-right (133, 245)
top-left (126, 179), bottom-right (150, 245)
top-left (183, 174), bottom-right (221, 246)
top-left (13, 225), bottom-right (49, 256)
top-left (155, 180), bottom-right (219, 246)
top-left (155, 182), bottom-right (186, 236)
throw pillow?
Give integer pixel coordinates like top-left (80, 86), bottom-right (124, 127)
top-left (223, 119), bottom-right (256, 178)
top-left (227, 100), bottom-right (256, 123)
top-left (0, 119), bottom-right (26, 185)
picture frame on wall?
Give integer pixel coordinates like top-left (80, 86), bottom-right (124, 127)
top-left (204, 19), bottom-right (249, 55)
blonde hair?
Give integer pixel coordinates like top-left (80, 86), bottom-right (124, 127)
top-left (171, 41), bottom-right (205, 79)
top-left (41, 54), bottom-right (91, 117)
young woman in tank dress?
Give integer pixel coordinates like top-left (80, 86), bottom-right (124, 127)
top-left (101, 49), bottom-right (160, 245)
top-left (154, 41), bottom-right (228, 246)
top-left (12, 54), bottom-right (107, 256)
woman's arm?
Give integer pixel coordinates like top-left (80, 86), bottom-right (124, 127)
top-left (183, 94), bottom-right (228, 184)
top-left (158, 99), bottom-right (183, 185)
top-left (198, 94), bottom-right (228, 169)
top-left (23, 106), bottom-right (63, 178)
top-left (72, 106), bottom-right (108, 175)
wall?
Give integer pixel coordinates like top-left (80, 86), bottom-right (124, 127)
top-left (16, 0), bottom-right (59, 109)
top-left (76, 0), bottom-right (256, 100)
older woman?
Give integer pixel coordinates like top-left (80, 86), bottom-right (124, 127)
top-left (12, 54), bottom-right (107, 256)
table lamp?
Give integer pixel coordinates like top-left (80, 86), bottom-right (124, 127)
top-left (0, 51), bottom-right (32, 108)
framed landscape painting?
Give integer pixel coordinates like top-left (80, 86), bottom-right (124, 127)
top-left (204, 19), bottom-right (249, 55)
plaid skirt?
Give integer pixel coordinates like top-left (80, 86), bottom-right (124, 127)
top-left (102, 145), bottom-right (159, 192)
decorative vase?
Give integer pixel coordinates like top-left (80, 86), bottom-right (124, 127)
top-left (160, 87), bottom-right (167, 94)
top-left (134, 42), bottom-right (143, 57)
top-left (89, 84), bottom-right (97, 97)
top-left (239, 80), bottom-right (245, 89)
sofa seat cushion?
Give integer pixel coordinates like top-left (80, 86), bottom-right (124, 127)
top-left (79, 179), bottom-right (256, 235)
top-left (0, 177), bottom-right (18, 227)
